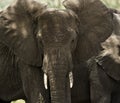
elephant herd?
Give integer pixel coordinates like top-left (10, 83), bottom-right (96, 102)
top-left (0, 0), bottom-right (120, 103)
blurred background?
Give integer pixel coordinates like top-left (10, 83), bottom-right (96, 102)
top-left (0, 0), bottom-right (120, 9)
top-left (0, 0), bottom-right (120, 103)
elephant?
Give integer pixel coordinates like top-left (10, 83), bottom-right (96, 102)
top-left (0, 0), bottom-right (48, 103)
top-left (88, 12), bottom-right (120, 103)
top-left (63, 0), bottom-right (113, 102)
top-left (0, 0), bottom-right (115, 103)
top-left (37, 8), bottom-right (78, 103)
top-left (0, 0), bottom-right (78, 103)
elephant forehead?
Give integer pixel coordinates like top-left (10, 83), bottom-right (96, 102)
top-left (40, 10), bottom-right (76, 29)
top-left (40, 10), bottom-right (76, 44)
top-left (40, 9), bottom-right (77, 28)
top-left (41, 28), bottom-right (73, 45)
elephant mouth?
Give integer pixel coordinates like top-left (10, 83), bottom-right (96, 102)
top-left (43, 71), bottom-right (74, 89)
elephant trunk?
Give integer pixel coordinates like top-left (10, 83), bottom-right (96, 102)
top-left (48, 65), bottom-right (71, 103)
top-left (42, 49), bottom-right (73, 103)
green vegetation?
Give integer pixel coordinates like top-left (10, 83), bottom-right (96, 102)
top-left (0, 0), bottom-right (120, 9)
top-left (0, 0), bottom-right (12, 9)
top-left (0, 0), bottom-right (120, 103)
top-left (39, 0), bottom-right (64, 8)
top-left (101, 0), bottom-right (120, 9)
top-left (0, 0), bottom-right (64, 9)
top-left (11, 100), bottom-right (25, 103)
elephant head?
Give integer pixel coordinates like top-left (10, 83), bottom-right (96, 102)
top-left (38, 9), bottom-right (78, 103)
top-left (63, 0), bottom-right (113, 62)
top-left (0, 0), bottom-right (78, 103)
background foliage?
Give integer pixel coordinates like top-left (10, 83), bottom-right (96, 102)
top-left (0, 0), bottom-right (120, 9)
top-left (0, 0), bottom-right (120, 103)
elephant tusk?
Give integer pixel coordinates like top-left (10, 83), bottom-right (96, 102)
top-left (69, 72), bottom-right (73, 88)
top-left (44, 73), bottom-right (48, 89)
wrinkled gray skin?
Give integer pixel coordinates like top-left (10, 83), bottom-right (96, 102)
top-left (0, 0), bottom-right (115, 103)
top-left (88, 12), bottom-right (120, 103)
top-left (0, 0), bottom-right (48, 103)
top-left (63, 0), bottom-right (113, 102)
top-left (39, 9), bottom-right (78, 103)
top-left (0, 0), bottom-right (78, 103)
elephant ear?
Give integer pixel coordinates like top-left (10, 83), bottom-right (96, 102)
top-left (63, 0), bottom-right (113, 39)
top-left (98, 55), bottom-right (120, 81)
top-left (0, 0), bottom-right (47, 66)
top-left (113, 13), bottom-right (120, 35)
top-left (63, 0), bottom-right (113, 60)
top-left (100, 20), bottom-right (120, 81)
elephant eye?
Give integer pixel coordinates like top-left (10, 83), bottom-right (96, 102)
top-left (71, 39), bottom-right (75, 44)
top-left (117, 45), bottom-right (120, 56)
top-left (70, 38), bottom-right (76, 52)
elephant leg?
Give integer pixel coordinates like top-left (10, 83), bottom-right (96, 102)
top-left (19, 61), bottom-right (49, 103)
top-left (89, 64), bottom-right (113, 103)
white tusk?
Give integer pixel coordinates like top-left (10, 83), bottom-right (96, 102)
top-left (69, 72), bottom-right (73, 88)
top-left (44, 73), bottom-right (48, 89)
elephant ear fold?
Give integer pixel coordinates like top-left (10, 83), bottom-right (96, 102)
top-left (100, 55), bottom-right (120, 81)
top-left (0, 0), bottom-right (47, 66)
top-left (63, 0), bottom-right (113, 42)
top-left (14, 0), bottom-right (47, 17)
top-left (113, 13), bottom-right (120, 35)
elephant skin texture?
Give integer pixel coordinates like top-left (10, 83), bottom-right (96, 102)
top-left (0, 0), bottom-right (116, 103)
top-left (63, 0), bottom-right (113, 102)
top-left (88, 12), bottom-right (120, 103)
top-left (0, 0), bottom-right (78, 103)
top-left (0, 0), bottom-right (48, 103)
